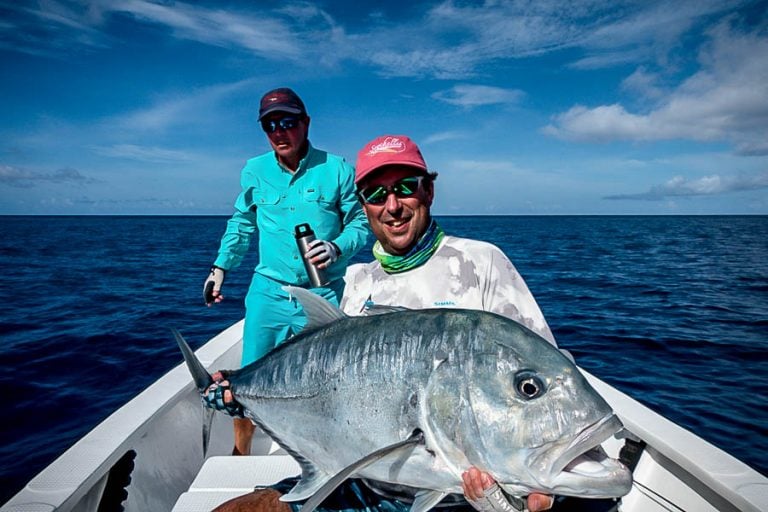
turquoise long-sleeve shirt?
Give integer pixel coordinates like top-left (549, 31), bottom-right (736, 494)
top-left (213, 143), bottom-right (369, 285)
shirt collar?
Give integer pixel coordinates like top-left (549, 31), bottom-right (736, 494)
top-left (275, 141), bottom-right (313, 175)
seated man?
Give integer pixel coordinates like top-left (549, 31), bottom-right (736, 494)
top-left (211, 135), bottom-right (556, 512)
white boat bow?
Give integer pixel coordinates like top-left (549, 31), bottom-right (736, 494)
top-left (2, 320), bottom-right (766, 512)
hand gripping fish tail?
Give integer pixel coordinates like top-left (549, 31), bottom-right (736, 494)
top-left (201, 378), bottom-right (246, 418)
top-left (173, 328), bottom-right (245, 455)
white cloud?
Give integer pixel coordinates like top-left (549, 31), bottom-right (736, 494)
top-left (545, 20), bottom-right (768, 154)
top-left (106, 0), bottom-right (303, 58)
top-left (432, 84), bottom-right (525, 108)
top-left (422, 131), bottom-right (466, 145)
top-left (92, 144), bottom-right (194, 162)
top-left (605, 171), bottom-right (768, 200)
top-left (0, 0), bottom-right (106, 56)
top-left (346, 0), bottom-right (749, 78)
top-left (3, 0), bottom-right (754, 80)
top-left (620, 67), bottom-right (666, 99)
top-left (0, 0), bottom-right (324, 61)
top-left (113, 78), bottom-right (256, 133)
top-left (569, 0), bottom-right (735, 69)
top-left (0, 165), bottom-right (98, 188)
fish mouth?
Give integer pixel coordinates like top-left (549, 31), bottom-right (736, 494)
top-left (551, 414), bottom-right (622, 475)
top-left (512, 414), bottom-right (633, 498)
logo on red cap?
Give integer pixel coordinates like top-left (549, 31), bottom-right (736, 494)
top-left (366, 136), bottom-right (406, 155)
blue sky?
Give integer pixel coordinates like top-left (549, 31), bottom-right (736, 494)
top-left (1, 0), bottom-right (767, 215)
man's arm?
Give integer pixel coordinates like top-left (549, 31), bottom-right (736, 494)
top-left (212, 186), bottom-right (259, 270)
top-left (482, 245), bottom-right (557, 346)
top-left (329, 160), bottom-right (369, 258)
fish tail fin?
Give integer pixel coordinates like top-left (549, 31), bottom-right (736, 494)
top-left (173, 328), bottom-right (214, 391)
top-left (202, 406), bottom-right (215, 457)
top-left (172, 328), bottom-right (216, 457)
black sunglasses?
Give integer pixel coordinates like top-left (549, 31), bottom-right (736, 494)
top-left (261, 116), bottom-right (302, 134)
top-left (358, 176), bottom-right (425, 205)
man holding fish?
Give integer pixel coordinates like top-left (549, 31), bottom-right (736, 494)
top-left (209, 135), bottom-right (559, 511)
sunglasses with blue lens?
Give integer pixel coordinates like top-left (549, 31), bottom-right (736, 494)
top-left (261, 116), bottom-right (302, 134)
top-left (358, 176), bottom-right (425, 205)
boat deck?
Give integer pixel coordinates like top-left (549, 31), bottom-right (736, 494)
top-left (172, 454), bottom-right (299, 511)
top-left (170, 451), bottom-right (626, 512)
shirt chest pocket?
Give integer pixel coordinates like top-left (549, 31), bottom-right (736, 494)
top-left (242, 188), bottom-right (280, 211)
top-left (303, 187), bottom-right (335, 206)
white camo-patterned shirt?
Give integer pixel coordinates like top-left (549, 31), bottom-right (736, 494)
top-left (340, 235), bottom-right (556, 346)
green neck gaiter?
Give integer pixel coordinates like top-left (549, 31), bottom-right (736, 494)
top-left (373, 219), bottom-right (445, 274)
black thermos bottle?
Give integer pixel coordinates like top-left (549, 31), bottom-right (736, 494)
top-left (295, 223), bottom-right (329, 287)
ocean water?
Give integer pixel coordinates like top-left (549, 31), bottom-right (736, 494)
top-left (1, 215), bottom-right (766, 504)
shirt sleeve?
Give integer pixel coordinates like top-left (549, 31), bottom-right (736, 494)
top-left (212, 170), bottom-right (259, 271)
top-left (330, 160), bottom-right (369, 258)
top-left (340, 263), bottom-right (367, 314)
top-left (483, 246), bottom-right (557, 346)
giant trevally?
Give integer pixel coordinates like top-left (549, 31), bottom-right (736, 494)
top-left (176, 287), bottom-right (632, 511)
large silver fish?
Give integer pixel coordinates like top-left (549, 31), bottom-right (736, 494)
top-left (176, 287), bottom-right (632, 511)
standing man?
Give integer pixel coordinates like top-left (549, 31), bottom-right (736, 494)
top-left (204, 87), bottom-right (369, 456)
top-left (210, 134), bottom-right (554, 511)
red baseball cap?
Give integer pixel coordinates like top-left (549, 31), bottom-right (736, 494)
top-left (355, 135), bottom-right (428, 184)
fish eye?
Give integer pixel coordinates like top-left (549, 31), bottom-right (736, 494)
top-left (514, 371), bottom-right (545, 400)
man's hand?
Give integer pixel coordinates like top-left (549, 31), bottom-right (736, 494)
top-left (202, 371), bottom-right (244, 418)
top-left (305, 240), bottom-right (340, 269)
top-left (462, 467), bottom-right (554, 512)
top-left (204, 266), bottom-right (225, 306)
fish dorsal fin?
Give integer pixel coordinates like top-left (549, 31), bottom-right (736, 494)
top-left (283, 286), bottom-right (347, 330)
top-left (364, 304), bottom-right (411, 316)
top-left (295, 432), bottom-right (425, 512)
top-left (411, 490), bottom-right (449, 512)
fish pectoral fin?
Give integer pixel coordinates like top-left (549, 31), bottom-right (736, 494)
top-left (410, 490), bottom-right (449, 512)
top-left (363, 304), bottom-right (411, 315)
top-left (291, 432), bottom-right (426, 512)
top-left (280, 466), bottom-right (333, 502)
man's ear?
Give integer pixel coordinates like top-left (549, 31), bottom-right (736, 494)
top-left (423, 178), bottom-right (435, 207)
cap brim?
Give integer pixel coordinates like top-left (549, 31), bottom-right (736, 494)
top-left (355, 161), bottom-right (428, 183)
top-left (258, 105), bottom-right (304, 120)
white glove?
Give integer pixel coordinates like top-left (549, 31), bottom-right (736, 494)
top-left (305, 239), bottom-right (340, 268)
top-left (203, 266), bottom-right (225, 305)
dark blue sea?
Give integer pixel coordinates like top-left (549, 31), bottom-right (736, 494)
top-left (1, 215), bottom-right (767, 503)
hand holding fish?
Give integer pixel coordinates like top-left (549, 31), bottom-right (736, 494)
top-left (462, 467), bottom-right (554, 512)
